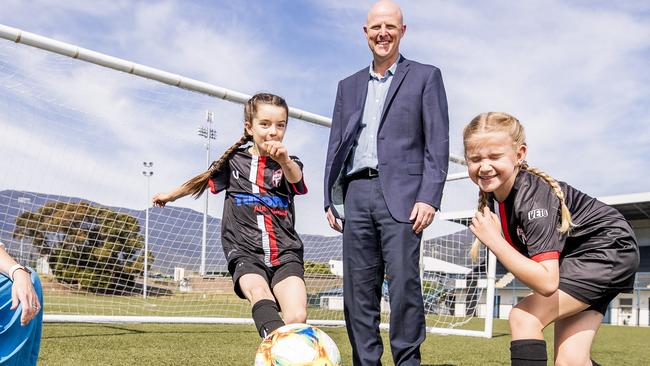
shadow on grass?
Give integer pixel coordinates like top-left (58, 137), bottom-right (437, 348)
top-left (43, 324), bottom-right (255, 340)
top-left (491, 332), bottom-right (510, 338)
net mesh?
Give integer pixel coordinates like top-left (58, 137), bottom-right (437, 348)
top-left (0, 40), bottom-right (491, 334)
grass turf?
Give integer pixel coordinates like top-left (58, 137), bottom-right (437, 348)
top-left (38, 319), bottom-right (650, 365)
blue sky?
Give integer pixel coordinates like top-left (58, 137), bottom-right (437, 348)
top-left (0, 0), bottom-right (649, 236)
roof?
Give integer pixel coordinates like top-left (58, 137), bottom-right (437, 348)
top-left (599, 192), bottom-right (650, 221)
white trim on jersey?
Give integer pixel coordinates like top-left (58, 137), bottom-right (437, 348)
top-left (257, 215), bottom-right (272, 267)
top-left (249, 155), bottom-right (259, 194)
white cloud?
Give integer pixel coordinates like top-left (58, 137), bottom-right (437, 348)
top-left (1, 0), bottom-right (649, 237)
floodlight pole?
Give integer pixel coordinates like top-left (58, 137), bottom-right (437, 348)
top-left (17, 197), bottom-right (31, 260)
top-left (142, 162), bottom-right (154, 299)
top-left (197, 111), bottom-right (216, 276)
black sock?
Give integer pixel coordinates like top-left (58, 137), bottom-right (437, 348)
top-left (510, 339), bottom-right (547, 366)
top-left (252, 299), bottom-right (284, 338)
top-left (592, 360), bottom-right (601, 366)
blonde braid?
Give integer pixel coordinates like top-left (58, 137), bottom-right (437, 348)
top-left (470, 190), bottom-right (489, 261)
top-left (181, 132), bottom-right (252, 199)
top-left (520, 161), bottom-right (574, 233)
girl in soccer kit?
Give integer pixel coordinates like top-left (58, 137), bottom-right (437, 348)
top-left (153, 93), bottom-right (308, 338)
top-left (463, 112), bottom-right (639, 366)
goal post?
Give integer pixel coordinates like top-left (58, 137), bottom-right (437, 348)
top-left (0, 24), bottom-right (494, 337)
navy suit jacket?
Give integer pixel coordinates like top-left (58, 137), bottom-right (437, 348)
top-left (324, 57), bottom-right (449, 223)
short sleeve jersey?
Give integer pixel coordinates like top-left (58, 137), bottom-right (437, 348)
top-left (492, 170), bottom-right (634, 262)
top-left (208, 148), bottom-right (308, 267)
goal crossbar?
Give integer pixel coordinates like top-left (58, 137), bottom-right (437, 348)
top-left (0, 23), bottom-right (468, 169)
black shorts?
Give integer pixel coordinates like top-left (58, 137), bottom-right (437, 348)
top-left (559, 236), bottom-right (639, 315)
top-left (229, 256), bottom-right (304, 300)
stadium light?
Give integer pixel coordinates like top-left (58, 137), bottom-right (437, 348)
top-left (197, 111), bottom-right (215, 277)
top-left (142, 162), bottom-right (154, 299)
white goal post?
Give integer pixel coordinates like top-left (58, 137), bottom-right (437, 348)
top-left (0, 23), bottom-right (494, 338)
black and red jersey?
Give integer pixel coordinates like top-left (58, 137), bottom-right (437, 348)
top-left (208, 148), bottom-right (308, 267)
top-left (491, 170), bottom-right (636, 263)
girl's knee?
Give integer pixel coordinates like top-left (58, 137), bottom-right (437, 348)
top-left (245, 285), bottom-right (273, 302)
top-left (283, 308), bottom-right (307, 324)
top-left (554, 353), bottom-right (592, 366)
top-left (509, 307), bottom-right (544, 333)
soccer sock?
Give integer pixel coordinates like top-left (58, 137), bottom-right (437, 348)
top-left (592, 360), bottom-right (601, 366)
top-left (251, 299), bottom-right (285, 338)
top-left (510, 339), bottom-right (547, 366)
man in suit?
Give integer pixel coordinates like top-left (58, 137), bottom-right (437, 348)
top-left (323, 1), bottom-right (449, 364)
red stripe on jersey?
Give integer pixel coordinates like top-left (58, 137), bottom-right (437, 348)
top-left (291, 179), bottom-right (308, 195)
top-left (531, 251), bottom-right (560, 262)
top-left (208, 177), bottom-right (217, 194)
top-left (256, 156), bottom-right (267, 194)
top-left (498, 202), bottom-right (518, 251)
top-left (264, 214), bottom-right (280, 266)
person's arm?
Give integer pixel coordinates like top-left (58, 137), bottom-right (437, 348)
top-left (469, 207), bottom-right (560, 296)
top-left (0, 243), bottom-right (41, 326)
top-left (416, 67), bottom-right (449, 209)
top-left (262, 141), bottom-right (302, 183)
top-left (152, 184), bottom-right (195, 208)
top-left (410, 67), bottom-right (449, 234)
top-left (324, 81), bottom-right (344, 211)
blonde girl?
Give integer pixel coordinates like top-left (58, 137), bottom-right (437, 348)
top-left (464, 112), bottom-right (639, 366)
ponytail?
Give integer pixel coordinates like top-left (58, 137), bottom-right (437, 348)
top-left (181, 131), bottom-right (252, 198)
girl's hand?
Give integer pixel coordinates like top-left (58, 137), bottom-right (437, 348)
top-left (152, 192), bottom-right (173, 208)
top-left (11, 270), bottom-right (40, 326)
top-left (262, 141), bottom-right (291, 165)
top-left (469, 207), bottom-right (503, 249)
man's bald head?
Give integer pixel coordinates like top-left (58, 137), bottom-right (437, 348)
top-left (364, 1), bottom-right (406, 68)
top-left (366, 0), bottom-right (403, 27)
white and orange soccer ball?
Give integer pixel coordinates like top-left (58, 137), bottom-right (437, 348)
top-left (254, 323), bottom-right (341, 366)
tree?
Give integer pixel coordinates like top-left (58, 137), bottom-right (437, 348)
top-left (13, 201), bottom-right (153, 294)
top-left (303, 260), bottom-right (331, 275)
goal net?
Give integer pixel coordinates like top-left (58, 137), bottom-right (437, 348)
top-left (0, 32), bottom-right (494, 337)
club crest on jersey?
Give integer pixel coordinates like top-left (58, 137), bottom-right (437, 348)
top-left (271, 169), bottom-right (283, 187)
top-left (527, 208), bottom-right (548, 220)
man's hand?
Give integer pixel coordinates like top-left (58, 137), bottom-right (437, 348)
top-left (410, 202), bottom-right (436, 234)
top-left (326, 207), bottom-right (343, 233)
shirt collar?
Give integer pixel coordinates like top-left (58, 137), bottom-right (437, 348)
top-left (369, 55), bottom-right (399, 80)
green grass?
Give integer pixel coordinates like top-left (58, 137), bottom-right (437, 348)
top-left (38, 320), bottom-right (650, 365)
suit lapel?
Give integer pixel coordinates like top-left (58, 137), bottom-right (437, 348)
top-left (379, 57), bottom-right (410, 131)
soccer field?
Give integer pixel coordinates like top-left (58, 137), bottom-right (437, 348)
top-left (39, 319), bottom-right (650, 365)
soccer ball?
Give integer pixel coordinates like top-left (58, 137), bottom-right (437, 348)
top-left (254, 323), bottom-right (341, 366)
